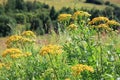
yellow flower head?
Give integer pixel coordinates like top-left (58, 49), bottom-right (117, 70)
top-left (89, 17), bottom-right (109, 25)
top-left (67, 24), bottom-right (78, 31)
top-left (71, 64), bottom-right (94, 76)
top-left (21, 37), bottom-right (34, 43)
top-left (21, 31), bottom-right (36, 38)
top-left (0, 63), bottom-right (5, 69)
top-left (96, 24), bottom-right (112, 31)
top-left (40, 44), bottom-right (63, 56)
top-left (10, 52), bottom-right (32, 59)
top-left (2, 48), bottom-right (22, 57)
top-left (58, 14), bottom-right (72, 22)
top-left (107, 20), bottom-right (120, 27)
top-left (72, 11), bottom-right (91, 20)
top-left (6, 34), bottom-right (35, 48)
top-left (6, 35), bottom-right (22, 48)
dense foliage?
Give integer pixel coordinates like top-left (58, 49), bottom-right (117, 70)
top-left (0, 0), bottom-right (120, 37)
top-left (0, 10), bottom-right (120, 79)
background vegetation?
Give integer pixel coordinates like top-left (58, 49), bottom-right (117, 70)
top-left (0, 0), bottom-right (120, 37)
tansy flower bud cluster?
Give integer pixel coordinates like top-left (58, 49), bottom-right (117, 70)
top-left (40, 44), bottom-right (63, 56)
top-left (71, 64), bottom-right (94, 76)
top-left (58, 14), bottom-right (72, 22)
top-left (2, 48), bottom-right (32, 59)
top-left (72, 11), bottom-right (91, 20)
top-left (67, 24), bottom-right (78, 31)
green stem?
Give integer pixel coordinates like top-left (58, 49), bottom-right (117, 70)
top-left (48, 54), bottom-right (59, 80)
top-left (98, 31), bottom-right (103, 77)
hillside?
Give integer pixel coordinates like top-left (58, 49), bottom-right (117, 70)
top-left (1, 0), bottom-right (120, 10)
top-left (24, 0), bottom-right (120, 10)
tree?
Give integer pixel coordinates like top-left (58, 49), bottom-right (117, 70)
top-left (49, 6), bottom-right (57, 20)
top-left (30, 18), bottom-right (44, 35)
top-left (5, 0), bottom-right (16, 11)
top-left (15, 0), bottom-right (25, 10)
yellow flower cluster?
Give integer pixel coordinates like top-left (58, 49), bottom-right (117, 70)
top-left (0, 62), bottom-right (5, 69)
top-left (2, 48), bottom-right (22, 57)
top-left (72, 11), bottom-right (91, 20)
top-left (95, 24), bottom-right (112, 31)
top-left (21, 31), bottom-right (36, 38)
top-left (89, 17), bottom-right (120, 31)
top-left (21, 37), bottom-right (34, 43)
top-left (89, 17), bottom-right (109, 25)
top-left (0, 62), bottom-right (11, 70)
top-left (67, 24), bottom-right (78, 31)
top-left (107, 20), bottom-right (120, 27)
top-left (58, 14), bottom-right (72, 22)
top-left (40, 44), bottom-right (63, 56)
top-left (6, 35), bottom-right (22, 46)
top-left (6, 31), bottom-right (36, 48)
top-left (2, 48), bottom-right (32, 58)
top-left (10, 52), bottom-right (32, 58)
top-left (71, 64), bottom-right (94, 76)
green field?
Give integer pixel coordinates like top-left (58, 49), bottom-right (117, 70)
top-left (25, 0), bottom-right (120, 10)
top-left (1, 0), bottom-right (120, 79)
top-left (1, 0), bottom-right (120, 10)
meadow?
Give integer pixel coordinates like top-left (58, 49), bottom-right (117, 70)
top-left (1, 0), bottom-right (120, 80)
top-left (0, 10), bottom-right (120, 80)
top-left (1, 0), bottom-right (120, 10)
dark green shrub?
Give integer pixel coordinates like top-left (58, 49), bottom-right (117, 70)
top-left (0, 5), bottom-right (4, 14)
top-left (33, 1), bottom-right (42, 10)
top-left (50, 6), bottom-right (57, 20)
top-left (5, 0), bottom-right (16, 12)
top-left (42, 3), bottom-right (49, 9)
top-left (0, 15), bottom-right (14, 36)
top-left (59, 7), bottom-right (73, 14)
top-left (30, 18), bottom-right (44, 35)
top-left (26, 13), bottom-right (35, 23)
top-left (25, 1), bottom-right (33, 12)
top-left (86, 0), bottom-right (104, 5)
top-left (105, 1), bottom-right (111, 5)
top-left (15, 13), bottom-right (26, 24)
top-left (102, 7), bottom-right (114, 19)
top-left (15, 0), bottom-right (26, 10)
top-left (38, 13), bottom-right (52, 33)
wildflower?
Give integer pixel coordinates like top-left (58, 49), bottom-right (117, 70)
top-left (6, 34), bottom-right (35, 48)
top-left (0, 63), bottom-right (5, 69)
top-left (6, 35), bottom-right (22, 48)
top-left (10, 52), bottom-right (32, 59)
top-left (97, 24), bottom-right (112, 31)
top-left (2, 48), bottom-right (22, 57)
top-left (40, 44), bottom-right (63, 56)
top-left (67, 24), bottom-right (78, 31)
top-left (21, 31), bottom-right (36, 38)
top-left (58, 14), bottom-right (72, 22)
top-left (89, 17), bottom-right (109, 25)
top-left (21, 37), bottom-right (35, 43)
top-left (71, 64), bottom-right (94, 76)
top-left (107, 20), bottom-right (120, 27)
top-left (72, 11), bottom-right (91, 20)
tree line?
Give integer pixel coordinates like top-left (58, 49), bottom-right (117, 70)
top-left (0, 0), bottom-right (120, 37)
